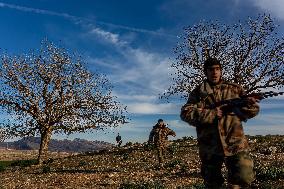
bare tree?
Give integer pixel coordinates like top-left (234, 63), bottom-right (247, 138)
top-left (0, 127), bottom-right (11, 149)
top-left (0, 128), bottom-right (8, 142)
top-left (163, 15), bottom-right (284, 99)
top-left (0, 40), bottom-right (127, 164)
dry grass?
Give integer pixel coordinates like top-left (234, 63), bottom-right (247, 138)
top-left (0, 136), bottom-right (283, 189)
top-left (0, 149), bottom-right (73, 161)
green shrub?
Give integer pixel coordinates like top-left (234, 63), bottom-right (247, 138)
top-left (125, 142), bottom-right (133, 147)
top-left (0, 164), bottom-right (6, 172)
top-left (168, 144), bottom-right (179, 155)
top-left (176, 183), bottom-right (206, 189)
top-left (10, 159), bottom-right (37, 167)
top-left (42, 165), bottom-right (51, 173)
top-left (256, 166), bottom-right (284, 180)
top-left (179, 163), bottom-right (189, 174)
top-left (78, 160), bottom-right (87, 167)
top-left (143, 143), bottom-right (154, 151)
top-left (0, 161), bottom-right (11, 168)
top-left (0, 159), bottom-right (37, 169)
top-left (190, 183), bottom-right (205, 189)
top-left (182, 136), bottom-right (194, 141)
top-left (122, 153), bottom-right (130, 160)
top-left (167, 159), bottom-right (182, 168)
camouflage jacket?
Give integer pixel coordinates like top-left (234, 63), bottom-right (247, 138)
top-left (148, 124), bottom-right (176, 147)
top-left (180, 80), bottom-right (259, 159)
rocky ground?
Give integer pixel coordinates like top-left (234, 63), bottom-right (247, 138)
top-left (0, 135), bottom-right (283, 189)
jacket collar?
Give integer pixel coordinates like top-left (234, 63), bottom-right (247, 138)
top-left (200, 80), bottom-right (224, 96)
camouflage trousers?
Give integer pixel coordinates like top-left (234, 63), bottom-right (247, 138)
top-left (117, 140), bottom-right (122, 147)
top-left (200, 151), bottom-right (255, 188)
top-left (155, 146), bottom-right (166, 166)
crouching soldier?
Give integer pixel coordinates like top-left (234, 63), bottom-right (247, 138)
top-left (148, 119), bottom-right (176, 168)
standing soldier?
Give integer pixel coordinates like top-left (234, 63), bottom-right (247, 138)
top-left (148, 119), bottom-right (176, 168)
top-left (116, 133), bottom-right (122, 147)
top-left (180, 57), bottom-right (259, 189)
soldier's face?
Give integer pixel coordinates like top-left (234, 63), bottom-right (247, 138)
top-left (206, 65), bottom-right (221, 84)
top-left (158, 121), bottom-right (164, 126)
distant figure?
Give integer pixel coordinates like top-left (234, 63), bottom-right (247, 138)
top-left (116, 133), bottom-right (122, 147)
top-left (148, 119), bottom-right (176, 168)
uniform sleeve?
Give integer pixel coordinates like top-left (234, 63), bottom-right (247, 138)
top-left (180, 88), bottom-right (217, 127)
top-left (166, 128), bottom-right (176, 136)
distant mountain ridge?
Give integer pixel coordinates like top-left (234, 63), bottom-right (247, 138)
top-left (0, 136), bottom-right (114, 152)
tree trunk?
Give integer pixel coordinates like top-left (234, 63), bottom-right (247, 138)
top-left (37, 128), bottom-right (52, 165)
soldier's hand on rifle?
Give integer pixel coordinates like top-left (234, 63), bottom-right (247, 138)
top-left (216, 107), bottom-right (223, 119)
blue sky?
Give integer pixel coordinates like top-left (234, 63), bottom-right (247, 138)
top-left (0, 0), bottom-right (283, 144)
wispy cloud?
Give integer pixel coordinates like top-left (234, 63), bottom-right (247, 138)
top-left (0, 2), bottom-right (177, 115)
top-left (90, 28), bottom-right (127, 46)
top-left (249, 0), bottom-right (284, 20)
top-left (260, 101), bottom-right (284, 110)
top-left (86, 24), bottom-right (174, 92)
top-left (80, 12), bottom-right (176, 115)
top-left (0, 2), bottom-right (78, 20)
top-left (127, 102), bottom-right (178, 114)
top-left (114, 48), bottom-right (173, 91)
top-left (114, 94), bottom-right (157, 102)
top-left (245, 125), bottom-right (284, 135)
top-left (93, 47), bottom-right (174, 103)
top-left (255, 113), bottom-right (284, 123)
top-left (88, 16), bottom-right (282, 116)
top-left (0, 2), bottom-right (175, 38)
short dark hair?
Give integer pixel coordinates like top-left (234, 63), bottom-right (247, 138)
top-left (158, 119), bottom-right (163, 123)
top-left (203, 57), bottom-right (221, 72)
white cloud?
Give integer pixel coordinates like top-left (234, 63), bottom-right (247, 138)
top-left (127, 102), bottom-right (178, 114)
top-left (245, 125), bottom-right (284, 135)
top-left (87, 57), bottom-right (122, 70)
top-left (245, 111), bottom-right (284, 134)
top-left (87, 28), bottom-right (175, 114)
top-left (115, 94), bottom-right (157, 102)
top-left (249, 0), bottom-right (284, 20)
top-left (0, 2), bottom-right (78, 21)
top-left (0, 1), bottom-right (179, 115)
top-left (256, 113), bottom-right (284, 123)
top-left (87, 26), bottom-right (174, 97)
top-left (114, 48), bottom-right (172, 92)
top-left (259, 102), bottom-right (284, 110)
top-left (90, 28), bottom-right (127, 46)
top-left (167, 119), bottom-right (188, 127)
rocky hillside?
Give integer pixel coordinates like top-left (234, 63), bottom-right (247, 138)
top-left (0, 137), bottom-right (113, 152)
top-left (0, 135), bottom-right (283, 188)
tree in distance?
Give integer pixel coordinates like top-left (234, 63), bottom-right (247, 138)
top-left (162, 14), bottom-right (284, 99)
top-left (0, 40), bottom-right (127, 164)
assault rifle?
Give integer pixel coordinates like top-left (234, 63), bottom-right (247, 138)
top-left (207, 91), bottom-right (284, 109)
